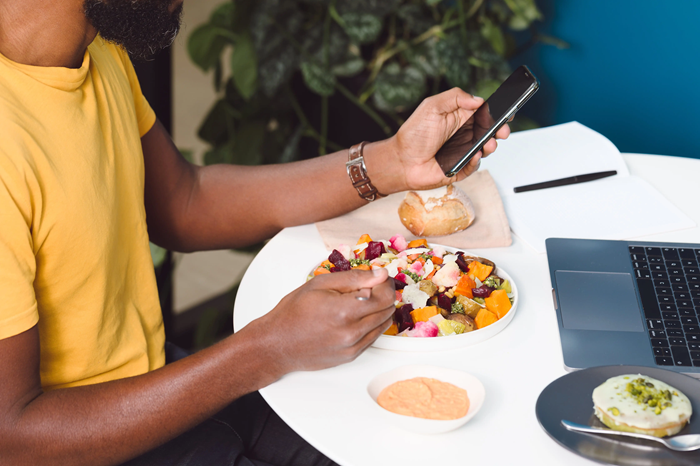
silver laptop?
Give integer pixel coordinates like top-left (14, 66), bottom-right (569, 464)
top-left (546, 238), bottom-right (700, 377)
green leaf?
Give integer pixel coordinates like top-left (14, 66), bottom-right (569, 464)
top-left (329, 3), bottom-right (346, 27)
top-left (508, 14), bottom-right (529, 31)
top-left (230, 33), bottom-right (258, 100)
top-left (436, 31), bottom-right (471, 90)
top-left (230, 0), bottom-right (257, 35)
top-left (179, 148), bottom-right (194, 163)
top-left (149, 242), bottom-right (167, 268)
top-left (187, 24), bottom-right (233, 71)
top-left (426, 0), bottom-right (442, 5)
top-left (340, 13), bottom-right (383, 44)
top-left (480, 17), bottom-right (506, 56)
top-left (373, 63), bottom-right (426, 112)
top-left (258, 44), bottom-right (297, 97)
top-left (331, 57), bottom-right (365, 77)
top-left (537, 33), bottom-right (571, 49)
top-left (504, 0), bottom-right (542, 30)
top-left (336, 0), bottom-right (401, 17)
top-left (203, 140), bottom-right (235, 165)
top-left (279, 124), bottom-right (304, 164)
top-left (397, 4), bottom-right (434, 33)
top-left (300, 61), bottom-right (336, 97)
top-left (472, 50), bottom-right (511, 83)
top-left (213, 59), bottom-right (223, 92)
top-left (210, 1), bottom-right (235, 28)
top-left (402, 37), bottom-right (441, 77)
top-left (197, 100), bottom-right (235, 146)
top-left (233, 121), bottom-right (266, 165)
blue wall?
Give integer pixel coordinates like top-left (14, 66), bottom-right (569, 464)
top-left (513, 0), bottom-right (700, 159)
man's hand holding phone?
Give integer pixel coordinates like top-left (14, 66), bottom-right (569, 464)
top-left (389, 88), bottom-right (511, 191)
top-left (434, 65), bottom-right (539, 177)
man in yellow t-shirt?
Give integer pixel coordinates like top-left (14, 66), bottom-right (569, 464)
top-left (0, 0), bottom-right (509, 465)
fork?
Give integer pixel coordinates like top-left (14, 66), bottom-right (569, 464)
top-left (561, 420), bottom-right (700, 452)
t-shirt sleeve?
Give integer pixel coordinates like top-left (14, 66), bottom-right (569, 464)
top-left (116, 47), bottom-right (157, 137)
top-left (0, 152), bottom-right (39, 340)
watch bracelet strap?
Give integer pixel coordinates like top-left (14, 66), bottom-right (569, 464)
top-left (346, 141), bottom-right (386, 202)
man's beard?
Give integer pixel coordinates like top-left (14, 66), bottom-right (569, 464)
top-left (83, 0), bottom-right (183, 61)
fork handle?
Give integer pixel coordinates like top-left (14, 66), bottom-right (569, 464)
top-left (561, 420), bottom-right (657, 442)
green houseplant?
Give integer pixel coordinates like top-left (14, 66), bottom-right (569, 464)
top-left (187, 0), bottom-right (566, 166)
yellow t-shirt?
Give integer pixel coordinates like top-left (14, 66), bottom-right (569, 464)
top-left (0, 38), bottom-right (165, 390)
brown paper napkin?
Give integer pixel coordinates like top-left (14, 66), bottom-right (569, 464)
top-left (315, 170), bottom-right (511, 250)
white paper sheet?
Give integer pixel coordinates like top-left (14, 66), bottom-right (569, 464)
top-left (483, 121), bottom-right (629, 193)
top-left (480, 122), bottom-right (696, 253)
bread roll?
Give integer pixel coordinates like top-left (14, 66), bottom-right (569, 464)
top-left (398, 185), bottom-right (475, 237)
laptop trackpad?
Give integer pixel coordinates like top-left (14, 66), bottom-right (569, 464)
top-left (555, 271), bottom-right (644, 332)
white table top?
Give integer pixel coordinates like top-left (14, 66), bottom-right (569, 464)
top-left (233, 153), bottom-right (700, 466)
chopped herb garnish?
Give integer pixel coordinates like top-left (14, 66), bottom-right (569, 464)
top-left (349, 258), bottom-right (370, 267)
top-left (451, 302), bottom-right (465, 314)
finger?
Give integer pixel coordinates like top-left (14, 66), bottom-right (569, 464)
top-left (482, 137), bottom-right (498, 157)
top-left (452, 152), bottom-right (482, 182)
top-left (426, 87), bottom-right (483, 115)
top-left (339, 279), bottom-right (395, 320)
top-left (355, 288), bottom-right (371, 301)
top-left (495, 123), bottom-right (511, 140)
top-left (310, 268), bottom-right (389, 294)
top-left (349, 314), bottom-right (395, 358)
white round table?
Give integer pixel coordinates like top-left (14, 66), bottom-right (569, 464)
top-left (233, 154), bottom-right (700, 466)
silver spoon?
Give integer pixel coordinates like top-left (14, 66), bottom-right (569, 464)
top-left (561, 420), bottom-right (700, 452)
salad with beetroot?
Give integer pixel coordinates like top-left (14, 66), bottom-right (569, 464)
top-left (310, 234), bottom-right (514, 338)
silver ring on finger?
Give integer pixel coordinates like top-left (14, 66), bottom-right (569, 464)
top-left (355, 296), bottom-right (370, 301)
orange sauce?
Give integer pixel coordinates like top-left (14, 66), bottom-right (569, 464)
top-left (377, 377), bottom-right (469, 420)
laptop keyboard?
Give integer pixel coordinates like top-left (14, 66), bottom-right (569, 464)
top-left (629, 246), bottom-right (700, 368)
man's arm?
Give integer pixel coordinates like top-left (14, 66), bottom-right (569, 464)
top-left (0, 270), bottom-right (395, 466)
top-left (143, 88), bottom-right (509, 252)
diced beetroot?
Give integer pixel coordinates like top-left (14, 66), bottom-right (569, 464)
top-left (336, 244), bottom-right (353, 261)
top-left (395, 304), bottom-right (414, 332)
top-left (390, 234), bottom-right (408, 252)
top-left (328, 249), bottom-right (351, 271)
top-left (395, 272), bottom-right (408, 284)
top-left (364, 241), bottom-right (386, 261)
top-left (472, 285), bottom-right (495, 298)
top-left (412, 321), bottom-right (438, 338)
top-left (437, 293), bottom-right (453, 311)
top-left (392, 277), bottom-right (407, 290)
top-left (455, 254), bottom-right (470, 273)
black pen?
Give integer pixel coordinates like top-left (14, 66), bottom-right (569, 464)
top-left (513, 170), bottom-right (618, 193)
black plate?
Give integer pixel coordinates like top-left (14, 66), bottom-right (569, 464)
top-left (536, 365), bottom-right (700, 466)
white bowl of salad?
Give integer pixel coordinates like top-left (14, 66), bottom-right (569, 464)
top-left (309, 234), bottom-right (518, 352)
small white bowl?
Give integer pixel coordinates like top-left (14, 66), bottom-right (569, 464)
top-left (366, 364), bottom-right (485, 434)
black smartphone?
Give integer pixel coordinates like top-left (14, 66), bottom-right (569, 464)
top-left (435, 65), bottom-right (540, 177)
